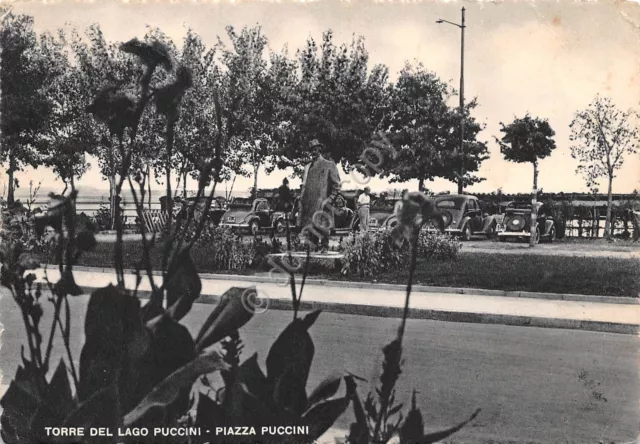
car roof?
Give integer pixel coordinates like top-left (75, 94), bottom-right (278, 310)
top-left (435, 195), bottom-right (477, 202)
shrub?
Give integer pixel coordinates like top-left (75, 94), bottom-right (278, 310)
top-left (93, 201), bottom-right (112, 231)
top-left (340, 228), bottom-right (410, 278)
top-left (195, 226), bottom-right (284, 271)
top-left (249, 234), bottom-right (284, 269)
top-left (196, 226), bottom-right (255, 270)
top-left (417, 231), bottom-right (461, 261)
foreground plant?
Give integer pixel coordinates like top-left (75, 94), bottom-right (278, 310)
top-left (346, 192), bottom-right (479, 444)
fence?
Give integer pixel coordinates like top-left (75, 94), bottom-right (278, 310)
top-left (564, 215), bottom-right (637, 239)
top-left (140, 209), bottom-right (169, 233)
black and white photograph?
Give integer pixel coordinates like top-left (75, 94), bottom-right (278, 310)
top-left (0, 1), bottom-right (639, 443)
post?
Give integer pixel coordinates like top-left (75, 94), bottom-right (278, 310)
top-left (457, 6), bottom-right (466, 195)
top-left (529, 161), bottom-right (538, 248)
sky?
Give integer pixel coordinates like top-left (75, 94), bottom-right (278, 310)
top-left (6, 0), bottom-right (640, 197)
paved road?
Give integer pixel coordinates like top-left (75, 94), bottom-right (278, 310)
top-left (1, 291), bottom-right (638, 443)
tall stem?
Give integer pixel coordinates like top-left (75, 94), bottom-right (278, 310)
top-left (398, 231), bottom-right (419, 344)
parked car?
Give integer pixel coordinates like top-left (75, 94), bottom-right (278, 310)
top-left (271, 197), bottom-right (300, 234)
top-left (220, 198), bottom-right (278, 234)
top-left (426, 194), bottom-right (497, 241)
top-left (351, 198), bottom-right (400, 231)
top-left (489, 201), bottom-right (515, 227)
top-left (272, 194), bottom-right (355, 234)
top-left (175, 196), bottom-right (227, 226)
top-left (497, 202), bottom-right (556, 243)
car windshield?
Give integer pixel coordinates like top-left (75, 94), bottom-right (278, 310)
top-left (436, 199), bottom-right (465, 210)
top-left (231, 198), bottom-right (252, 206)
top-left (372, 200), bottom-right (393, 208)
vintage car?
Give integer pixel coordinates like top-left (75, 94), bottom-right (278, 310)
top-left (174, 196), bottom-right (227, 226)
top-left (351, 198), bottom-right (400, 231)
top-left (427, 194), bottom-right (497, 241)
top-left (272, 194), bottom-right (355, 234)
top-left (220, 198), bottom-right (278, 234)
top-left (497, 202), bottom-right (556, 243)
top-left (271, 196), bottom-right (300, 234)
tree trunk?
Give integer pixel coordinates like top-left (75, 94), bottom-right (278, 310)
top-left (164, 121), bottom-right (174, 232)
top-left (252, 162), bottom-right (259, 200)
top-left (147, 165), bottom-right (152, 210)
top-left (7, 152), bottom-right (16, 205)
top-left (418, 178), bottom-right (424, 193)
top-left (183, 168), bottom-right (188, 199)
top-left (529, 161), bottom-right (538, 248)
top-left (604, 175), bottom-right (613, 238)
top-left (109, 174), bottom-right (117, 230)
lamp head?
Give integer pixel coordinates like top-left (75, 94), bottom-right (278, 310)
top-left (436, 19), bottom-right (443, 23)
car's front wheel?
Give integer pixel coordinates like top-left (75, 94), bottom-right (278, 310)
top-left (535, 227), bottom-right (541, 244)
top-left (548, 226), bottom-right (556, 243)
top-left (462, 224), bottom-right (472, 241)
top-left (249, 220), bottom-right (260, 236)
top-left (274, 219), bottom-right (285, 235)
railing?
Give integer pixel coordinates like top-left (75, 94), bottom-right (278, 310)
top-left (140, 210), bottom-right (169, 233)
top-left (564, 217), bottom-right (636, 239)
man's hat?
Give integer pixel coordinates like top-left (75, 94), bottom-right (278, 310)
top-left (309, 139), bottom-right (323, 150)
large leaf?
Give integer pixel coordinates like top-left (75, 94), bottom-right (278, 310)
top-left (236, 353), bottom-right (269, 403)
top-left (419, 409), bottom-right (481, 444)
top-left (63, 384), bottom-right (118, 431)
top-left (195, 394), bottom-right (225, 429)
top-left (399, 391), bottom-right (423, 444)
top-left (165, 248), bottom-right (202, 321)
top-left (307, 373), bottom-right (342, 409)
top-left (195, 287), bottom-right (255, 353)
top-left (302, 396), bottom-right (351, 442)
top-left (30, 361), bottom-right (77, 440)
top-left (346, 375), bottom-right (369, 444)
top-left (224, 377), bottom-right (278, 430)
top-left (78, 285), bottom-right (142, 401)
top-left (266, 311), bottom-right (321, 415)
top-left (146, 313), bottom-right (196, 384)
top-left (0, 375), bottom-right (41, 444)
top-left (124, 351), bottom-right (228, 427)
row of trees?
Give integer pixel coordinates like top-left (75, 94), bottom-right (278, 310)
top-left (2, 13), bottom-right (489, 216)
top-left (496, 96), bottom-right (638, 242)
top-left (2, 11), bottom-right (637, 239)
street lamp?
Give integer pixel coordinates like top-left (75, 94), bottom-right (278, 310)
top-left (437, 7), bottom-right (466, 195)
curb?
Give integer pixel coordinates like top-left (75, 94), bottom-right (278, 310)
top-left (63, 264), bottom-right (638, 305)
top-left (78, 285), bottom-right (640, 336)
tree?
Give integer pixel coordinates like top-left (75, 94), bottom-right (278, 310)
top-left (496, 113), bottom-right (556, 247)
top-left (0, 12), bottom-right (56, 203)
top-left (69, 24), bottom-right (140, 225)
top-left (570, 96), bottom-right (638, 238)
top-left (70, 25), bottom-right (170, 224)
top-left (217, 26), bottom-right (275, 197)
top-left (383, 63), bottom-right (489, 192)
top-left (39, 31), bottom-right (98, 193)
top-left (276, 30), bottom-right (390, 175)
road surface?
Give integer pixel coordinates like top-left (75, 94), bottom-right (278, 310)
top-left (1, 291), bottom-right (638, 443)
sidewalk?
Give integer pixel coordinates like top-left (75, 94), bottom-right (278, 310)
top-left (33, 267), bottom-right (640, 335)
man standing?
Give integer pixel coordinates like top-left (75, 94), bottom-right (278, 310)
top-left (297, 139), bottom-right (341, 251)
top-left (277, 178), bottom-right (294, 213)
top-left (358, 187), bottom-right (371, 232)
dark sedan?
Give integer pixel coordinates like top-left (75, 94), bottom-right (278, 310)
top-left (497, 202), bottom-right (556, 243)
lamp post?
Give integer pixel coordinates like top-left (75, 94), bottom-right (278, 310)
top-left (437, 6), bottom-right (466, 194)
